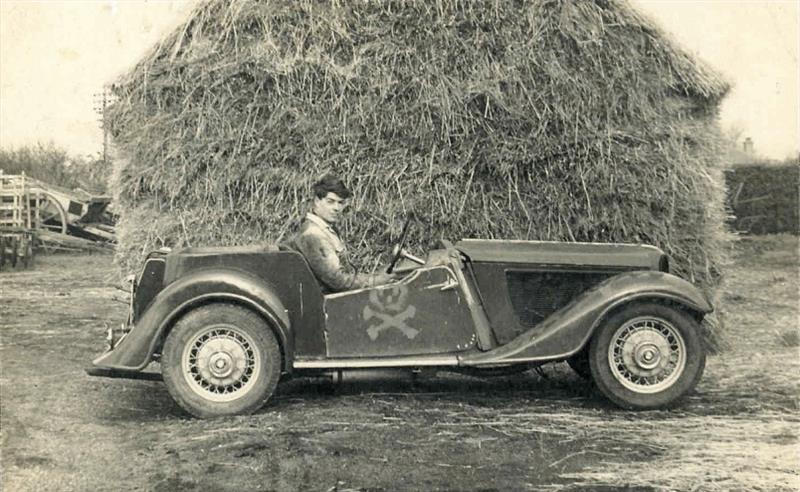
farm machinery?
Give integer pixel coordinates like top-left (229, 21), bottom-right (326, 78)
top-left (0, 171), bottom-right (115, 269)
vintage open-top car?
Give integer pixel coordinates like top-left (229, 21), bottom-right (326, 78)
top-left (87, 221), bottom-right (710, 418)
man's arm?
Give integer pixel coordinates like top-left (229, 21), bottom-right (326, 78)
top-left (294, 232), bottom-right (357, 292)
top-left (294, 231), bottom-right (393, 292)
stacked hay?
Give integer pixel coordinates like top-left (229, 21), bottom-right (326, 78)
top-left (108, 0), bottom-right (730, 319)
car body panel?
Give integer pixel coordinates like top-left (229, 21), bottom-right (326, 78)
top-left (456, 239), bottom-right (665, 269)
top-left (467, 264), bottom-right (618, 345)
top-left (131, 253), bottom-right (167, 324)
top-left (92, 267), bottom-right (294, 371)
top-left (457, 239), bottom-right (671, 345)
top-left (88, 239), bottom-right (711, 379)
top-left (162, 247), bottom-right (327, 356)
top-left (460, 270), bottom-right (712, 366)
top-left (323, 265), bottom-right (477, 357)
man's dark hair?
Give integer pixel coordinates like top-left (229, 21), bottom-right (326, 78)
top-left (313, 174), bottom-right (352, 199)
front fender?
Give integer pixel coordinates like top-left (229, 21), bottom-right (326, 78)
top-left (90, 268), bottom-right (292, 373)
top-left (460, 271), bottom-right (712, 366)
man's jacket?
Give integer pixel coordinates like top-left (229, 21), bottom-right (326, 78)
top-left (289, 213), bottom-right (382, 293)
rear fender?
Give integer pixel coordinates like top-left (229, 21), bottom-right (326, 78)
top-left (91, 269), bottom-right (292, 372)
top-left (460, 271), bottom-right (712, 366)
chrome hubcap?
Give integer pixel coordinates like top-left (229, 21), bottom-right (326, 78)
top-left (609, 316), bottom-right (686, 394)
top-left (182, 325), bottom-right (260, 402)
top-left (635, 343), bottom-right (662, 370)
top-left (207, 352), bottom-right (234, 378)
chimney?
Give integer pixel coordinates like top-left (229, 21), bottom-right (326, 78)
top-left (743, 137), bottom-right (754, 154)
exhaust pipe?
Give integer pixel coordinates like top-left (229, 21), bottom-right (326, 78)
top-left (325, 369), bottom-right (417, 384)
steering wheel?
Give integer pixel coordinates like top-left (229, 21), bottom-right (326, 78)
top-left (386, 215), bottom-right (414, 274)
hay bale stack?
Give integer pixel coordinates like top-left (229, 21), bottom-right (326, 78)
top-left (108, 1), bottom-right (730, 300)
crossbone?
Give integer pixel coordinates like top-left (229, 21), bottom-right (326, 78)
top-left (364, 305), bottom-right (418, 340)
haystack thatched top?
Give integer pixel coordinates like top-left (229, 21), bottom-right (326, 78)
top-left (115, 0), bottom-right (727, 104)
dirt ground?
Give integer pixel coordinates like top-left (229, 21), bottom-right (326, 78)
top-left (1, 236), bottom-right (798, 491)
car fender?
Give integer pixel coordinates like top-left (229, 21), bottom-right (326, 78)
top-left (90, 268), bottom-right (292, 373)
top-left (460, 270), bottom-right (712, 366)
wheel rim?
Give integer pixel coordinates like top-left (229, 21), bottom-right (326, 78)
top-left (35, 193), bottom-right (68, 234)
top-left (181, 324), bottom-right (261, 402)
top-left (608, 316), bottom-right (686, 394)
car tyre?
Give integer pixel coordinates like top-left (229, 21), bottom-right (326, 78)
top-left (161, 303), bottom-right (282, 418)
top-left (589, 302), bottom-right (705, 410)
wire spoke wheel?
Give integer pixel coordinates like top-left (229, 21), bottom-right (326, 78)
top-left (589, 302), bottom-right (705, 410)
top-left (161, 304), bottom-right (282, 418)
top-left (608, 316), bottom-right (686, 394)
top-left (182, 325), bottom-right (261, 402)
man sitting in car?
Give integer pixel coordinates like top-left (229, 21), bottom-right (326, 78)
top-left (290, 174), bottom-right (395, 293)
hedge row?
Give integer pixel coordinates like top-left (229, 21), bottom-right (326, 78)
top-left (726, 164), bottom-right (799, 235)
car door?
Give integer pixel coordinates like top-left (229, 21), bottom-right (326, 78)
top-left (323, 265), bottom-right (477, 358)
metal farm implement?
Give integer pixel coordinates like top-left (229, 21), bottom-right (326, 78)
top-left (0, 171), bottom-right (115, 270)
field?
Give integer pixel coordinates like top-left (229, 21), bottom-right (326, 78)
top-left (1, 236), bottom-right (798, 491)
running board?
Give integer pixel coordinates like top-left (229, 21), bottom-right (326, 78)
top-left (293, 355), bottom-right (460, 370)
top-left (85, 366), bottom-right (163, 381)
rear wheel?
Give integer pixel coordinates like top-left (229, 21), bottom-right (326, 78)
top-left (161, 304), bottom-right (282, 418)
top-left (589, 302), bottom-right (705, 410)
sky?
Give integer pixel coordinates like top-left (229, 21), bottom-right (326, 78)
top-left (0, 0), bottom-right (798, 160)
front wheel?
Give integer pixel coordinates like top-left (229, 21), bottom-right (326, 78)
top-left (589, 302), bottom-right (705, 410)
top-left (161, 304), bottom-right (282, 418)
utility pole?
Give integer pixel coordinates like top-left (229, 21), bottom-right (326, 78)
top-left (92, 87), bottom-right (117, 163)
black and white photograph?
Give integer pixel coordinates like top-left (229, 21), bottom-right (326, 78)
top-left (1, 1), bottom-right (798, 490)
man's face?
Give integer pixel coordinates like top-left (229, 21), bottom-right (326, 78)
top-left (313, 192), bottom-right (347, 223)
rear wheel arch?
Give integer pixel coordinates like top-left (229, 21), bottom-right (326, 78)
top-left (155, 297), bottom-right (291, 372)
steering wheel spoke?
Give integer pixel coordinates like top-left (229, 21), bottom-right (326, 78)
top-left (386, 215), bottom-right (415, 273)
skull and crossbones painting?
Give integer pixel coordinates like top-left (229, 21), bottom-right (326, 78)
top-left (363, 284), bottom-right (419, 341)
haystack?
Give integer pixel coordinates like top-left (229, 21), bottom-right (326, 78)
top-left (108, 0), bottom-right (730, 326)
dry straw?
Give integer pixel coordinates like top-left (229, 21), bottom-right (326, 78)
top-left (108, 0), bottom-right (731, 332)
